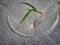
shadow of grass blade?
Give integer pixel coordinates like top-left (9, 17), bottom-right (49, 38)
top-left (19, 2), bottom-right (37, 11)
top-left (20, 10), bottom-right (32, 24)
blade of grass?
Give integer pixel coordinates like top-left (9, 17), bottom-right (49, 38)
top-left (19, 2), bottom-right (42, 24)
top-left (35, 10), bottom-right (42, 14)
top-left (19, 2), bottom-right (37, 11)
top-left (26, 9), bottom-right (42, 14)
top-left (19, 10), bottom-right (32, 24)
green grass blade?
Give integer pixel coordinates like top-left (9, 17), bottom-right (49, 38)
top-left (20, 2), bottom-right (37, 11)
top-left (35, 10), bottom-right (42, 14)
top-left (26, 9), bottom-right (42, 14)
top-left (19, 2), bottom-right (42, 24)
top-left (20, 10), bottom-right (32, 24)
